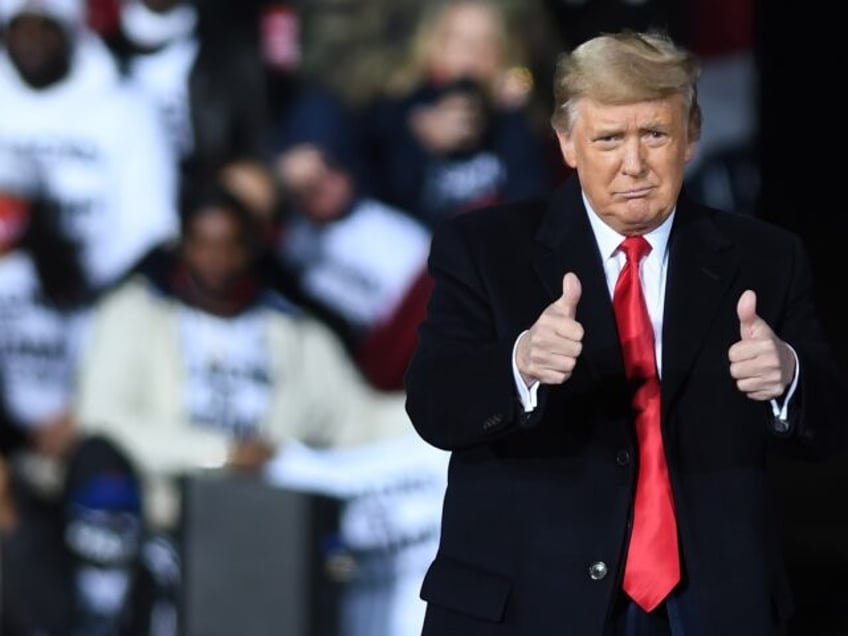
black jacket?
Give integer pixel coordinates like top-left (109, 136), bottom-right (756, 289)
top-left (405, 176), bottom-right (848, 635)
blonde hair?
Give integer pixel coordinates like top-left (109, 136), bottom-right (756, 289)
top-left (550, 30), bottom-right (701, 138)
top-left (386, 0), bottom-right (520, 98)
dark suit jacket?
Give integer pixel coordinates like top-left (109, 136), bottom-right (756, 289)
top-left (404, 176), bottom-right (847, 635)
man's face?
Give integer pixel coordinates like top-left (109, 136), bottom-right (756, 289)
top-left (5, 13), bottom-right (71, 88)
top-left (181, 207), bottom-right (250, 298)
top-left (555, 95), bottom-right (697, 235)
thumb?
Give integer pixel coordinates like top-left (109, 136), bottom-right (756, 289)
top-left (559, 272), bottom-right (582, 318)
top-left (737, 289), bottom-right (758, 339)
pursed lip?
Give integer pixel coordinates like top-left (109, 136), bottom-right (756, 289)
top-left (616, 186), bottom-right (655, 199)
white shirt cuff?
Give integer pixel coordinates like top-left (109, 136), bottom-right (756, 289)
top-left (770, 344), bottom-right (800, 423)
top-left (512, 330), bottom-right (540, 413)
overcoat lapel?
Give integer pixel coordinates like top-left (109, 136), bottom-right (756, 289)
top-left (531, 179), bottom-right (625, 388)
top-left (661, 194), bottom-right (738, 414)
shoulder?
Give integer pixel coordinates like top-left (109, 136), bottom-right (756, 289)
top-left (255, 290), bottom-right (342, 342)
top-left (675, 196), bottom-right (810, 281)
top-left (716, 210), bottom-right (798, 242)
top-left (261, 297), bottom-right (351, 357)
top-left (106, 80), bottom-right (161, 121)
top-left (433, 193), bottom-right (550, 248)
top-left (693, 201), bottom-right (804, 253)
top-left (422, 194), bottom-right (551, 282)
top-left (90, 274), bottom-right (171, 327)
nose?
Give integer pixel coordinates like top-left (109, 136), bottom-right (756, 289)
top-left (620, 137), bottom-right (647, 177)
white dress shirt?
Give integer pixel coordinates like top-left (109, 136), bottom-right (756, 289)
top-left (512, 195), bottom-right (798, 424)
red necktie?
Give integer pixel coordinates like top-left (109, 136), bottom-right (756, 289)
top-left (613, 236), bottom-right (680, 612)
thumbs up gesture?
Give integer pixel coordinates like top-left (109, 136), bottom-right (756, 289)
top-left (516, 272), bottom-right (584, 386)
top-left (728, 290), bottom-right (797, 401)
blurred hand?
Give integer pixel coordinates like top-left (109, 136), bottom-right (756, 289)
top-left (492, 66), bottom-right (533, 110)
top-left (516, 272), bottom-right (583, 386)
top-left (220, 159), bottom-right (278, 230)
top-left (275, 143), bottom-right (352, 222)
top-left (728, 290), bottom-right (796, 401)
top-left (227, 438), bottom-right (275, 472)
top-left (276, 143), bottom-right (327, 193)
top-left (410, 92), bottom-right (485, 155)
top-left (31, 411), bottom-right (77, 459)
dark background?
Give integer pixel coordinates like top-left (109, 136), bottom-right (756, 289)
top-left (757, 3), bottom-right (848, 635)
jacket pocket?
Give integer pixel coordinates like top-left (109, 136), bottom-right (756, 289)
top-left (420, 554), bottom-right (512, 622)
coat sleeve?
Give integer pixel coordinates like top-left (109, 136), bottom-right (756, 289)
top-left (404, 218), bottom-right (533, 451)
top-left (773, 234), bottom-right (848, 456)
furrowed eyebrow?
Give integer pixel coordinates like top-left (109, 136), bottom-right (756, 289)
top-left (591, 127), bottom-right (624, 139)
top-left (640, 120), bottom-right (671, 132)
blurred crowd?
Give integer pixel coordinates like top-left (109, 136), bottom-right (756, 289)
top-left (0, 0), bottom-right (755, 633)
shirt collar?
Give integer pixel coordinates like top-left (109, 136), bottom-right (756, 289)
top-left (581, 192), bottom-right (675, 261)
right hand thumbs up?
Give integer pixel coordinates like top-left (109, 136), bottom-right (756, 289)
top-left (517, 272), bottom-right (585, 386)
top-left (558, 272), bottom-right (582, 318)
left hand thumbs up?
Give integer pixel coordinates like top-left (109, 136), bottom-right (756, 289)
top-left (737, 289), bottom-right (761, 339)
top-left (729, 289), bottom-right (795, 401)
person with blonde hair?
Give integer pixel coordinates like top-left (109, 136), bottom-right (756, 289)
top-left (405, 30), bottom-right (847, 634)
top-left (362, 0), bottom-right (554, 228)
top-left (0, 0), bottom-right (178, 296)
top-left (388, 0), bottom-right (531, 110)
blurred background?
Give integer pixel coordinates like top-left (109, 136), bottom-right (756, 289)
top-left (1, 0), bottom-right (846, 634)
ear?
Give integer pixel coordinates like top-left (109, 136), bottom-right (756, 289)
top-left (683, 116), bottom-right (700, 165)
top-left (683, 137), bottom-right (697, 165)
top-left (555, 129), bottom-right (578, 169)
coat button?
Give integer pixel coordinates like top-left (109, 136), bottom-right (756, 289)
top-left (588, 561), bottom-right (608, 581)
top-left (616, 449), bottom-right (631, 466)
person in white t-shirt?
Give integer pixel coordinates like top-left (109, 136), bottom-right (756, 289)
top-left (275, 144), bottom-right (434, 389)
top-left (104, 0), bottom-right (270, 185)
top-left (0, 0), bottom-right (179, 295)
top-left (0, 144), bottom-right (91, 487)
top-left (0, 139), bottom-right (106, 636)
